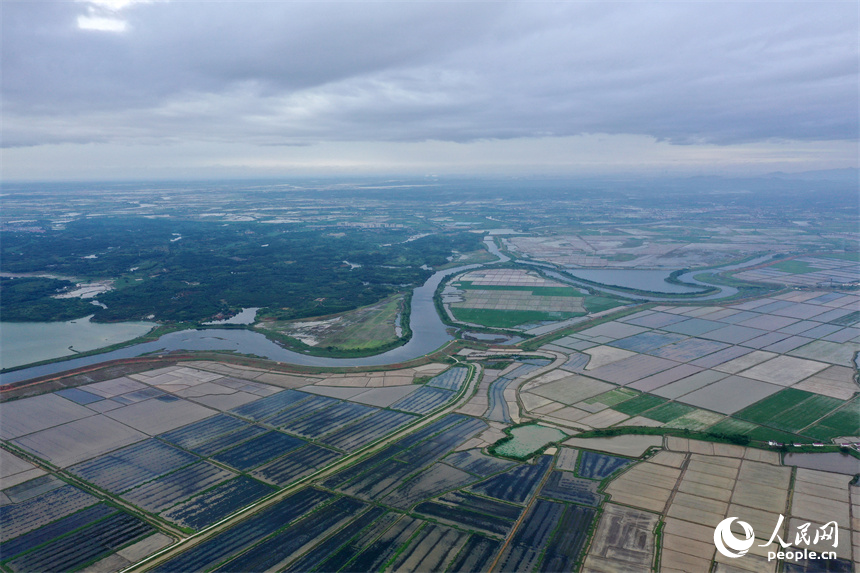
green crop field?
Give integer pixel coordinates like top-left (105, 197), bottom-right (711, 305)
top-left (583, 296), bottom-right (626, 313)
top-left (583, 388), bottom-right (638, 407)
top-left (455, 283), bottom-right (583, 297)
top-left (664, 409), bottom-right (723, 431)
top-left (744, 426), bottom-right (815, 444)
top-left (707, 417), bottom-right (758, 435)
top-left (642, 401), bottom-right (697, 423)
top-left (612, 393), bottom-right (667, 416)
top-left (801, 401), bottom-right (860, 441)
top-left (451, 308), bottom-right (582, 328)
top-left (768, 394), bottom-right (844, 433)
top-left (734, 388), bottom-right (813, 425)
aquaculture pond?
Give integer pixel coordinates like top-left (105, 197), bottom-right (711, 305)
top-left (494, 425), bottom-right (567, 459)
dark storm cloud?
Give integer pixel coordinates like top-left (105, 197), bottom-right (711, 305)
top-left (3, 1), bottom-right (857, 148)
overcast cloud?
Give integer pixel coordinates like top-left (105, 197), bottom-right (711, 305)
top-left (2, 1), bottom-right (857, 179)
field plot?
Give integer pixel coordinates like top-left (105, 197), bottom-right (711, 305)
top-left (426, 366), bottom-right (469, 391)
top-left (4, 474), bottom-right (64, 503)
top-left (0, 482), bottom-right (97, 542)
top-left (158, 413), bottom-right (245, 450)
top-left (446, 535), bottom-right (503, 573)
top-left (735, 388), bottom-right (823, 427)
top-left (627, 364), bottom-right (704, 392)
top-left (122, 461), bottom-right (235, 513)
top-left (152, 488), bottom-right (334, 572)
top-left (678, 376), bottom-right (781, 414)
top-left (801, 400), bottom-right (860, 440)
top-left (414, 501), bottom-right (515, 536)
top-left (0, 393), bottom-right (94, 440)
top-left (212, 431), bottom-right (305, 472)
top-left (282, 507), bottom-right (388, 573)
top-left (228, 389), bottom-right (313, 422)
top-left (539, 504), bottom-right (598, 573)
top-left (495, 499), bottom-right (565, 573)
top-left (279, 401), bottom-right (376, 439)
top-left (320, 409), bottom-right (417, 451)
top-left (582, 504), bottom-right (657, 573)
top-left (344, 515), bottom-right (424, 572)
top-left (611, 393), bottom-right (667, 416)
top-left (448, 268), bottom-right (586, 329)
top-left (734, 256), bottom-right (860, 288)
top-left (663, 409), bottom-right (723, 431)
top-left (640, 400), bottom-right (696, 423)
top-left (539, 471), bottom-right (603, 505)
top-left (390, 386), bottom-right (454, 414)
top-left (468, 455), bottom-right (552, 504)
top-left (0, 449), bottom-right (46, 489)
top-left (103, 394), bottom-right (215, 435)
top-left (264, 394), bottom-right (340, 427)
top-left (252, 444), bottom-right (341, 486)
top-left (12, 413), bottom-right (147, 468)
top-left (577, 451), bottom-right (631, 479)
top-left (211, 496), bottom-right (367, 572)
top-left (586, 354), bottom-right (679, 385)
top-left (604, 459), bottom-right (682, 512)
top-left (444, 449), bottom-right (515, 476)
top-left (69, 439), bottom-right (198, 493)
top-left (185, 423), bottom-right (268, 457)
top-left (0, 503), bottom-right (116, 562)
top-left (388, 522), bottom-right (471, 573)
top-left (3, 511), bottom-right (154, 573)
top-left (306, 512), bottom-right (405, 573)
top-left (528, 373), bottom-right (614, 405)
top-left (384, 463), bottom-right (478, 509)
top-left (792, 365), bottom-right (858, 400)
top-left (160, 475), bottom-right (275, 530)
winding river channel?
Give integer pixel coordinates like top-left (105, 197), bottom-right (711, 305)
top-left (0, 240), bottom-right (509, 384)
top-left (1, 246), bottom-right (773, 385)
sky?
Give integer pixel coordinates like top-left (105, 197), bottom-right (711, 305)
top-left (2, 1), bottom-right (858, 181)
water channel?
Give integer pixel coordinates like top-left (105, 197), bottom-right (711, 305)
top-left (0, 240), bottom-right (509, 384)
top-left (1, 247), bottom-right (774, 384)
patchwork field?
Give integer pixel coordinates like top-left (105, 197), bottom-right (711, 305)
top-left (446, 268), bottom-right (588, 328)
top-left (522, 289), bottom-right (860, 444)
top-left (2, 280), bottom-right (859, 573)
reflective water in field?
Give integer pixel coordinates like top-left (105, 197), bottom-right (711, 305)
top-left (783, 451), bottom-right (860, 475)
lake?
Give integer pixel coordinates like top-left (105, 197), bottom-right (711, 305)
top-left (0, 317), bottom-right (155, 370)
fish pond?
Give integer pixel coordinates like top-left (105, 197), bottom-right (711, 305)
top-left (493, 425), bottom-right (568, 459)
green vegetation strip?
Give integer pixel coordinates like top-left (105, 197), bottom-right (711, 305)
top-left (611, 394), bottom-right (667, 417)
top-left (451, 308), bottom-right (583, 329)
top-left (641, 402), bottom-right (697, 423)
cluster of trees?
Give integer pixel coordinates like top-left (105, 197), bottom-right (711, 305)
top-left (0, 277), bottom-right (95, 321)
top-left (1, 217), bottom-right (484, 323)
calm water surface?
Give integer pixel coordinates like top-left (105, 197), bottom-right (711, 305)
top-left (1, 239), bottom-right (509, 383)
top-left (0, 317), bottom-right (155, 370)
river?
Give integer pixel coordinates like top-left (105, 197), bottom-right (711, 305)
top-left (0, 239), bottom-right (510, 384)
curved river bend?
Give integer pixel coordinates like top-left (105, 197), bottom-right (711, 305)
top-left (1, 240), bottom-right (509, 384)
top-left (1, 248), bottom-right (771, 385)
